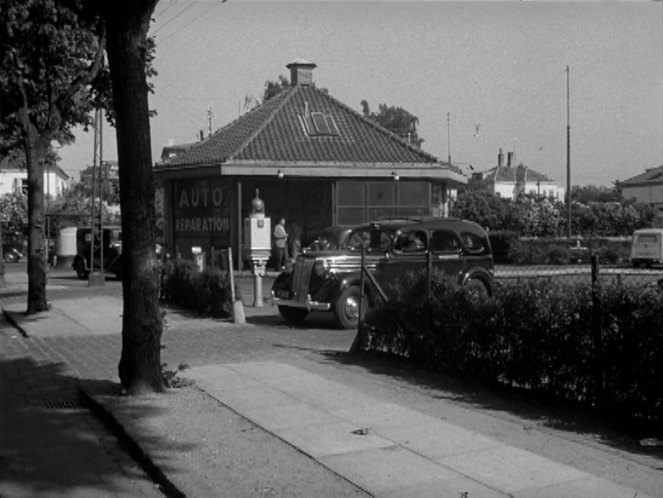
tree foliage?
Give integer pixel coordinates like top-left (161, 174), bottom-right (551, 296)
top-left (361, 100), bottom-right (424, 148)
top-left (0, 0), bottom-right (107, 313)
top-left (452, 189), bottom-right (654, 237)
top-left (0, 192), bottom-right (28, 232)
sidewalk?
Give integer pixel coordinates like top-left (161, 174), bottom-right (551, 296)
top-left (1, 270), bottom-right (661, 497)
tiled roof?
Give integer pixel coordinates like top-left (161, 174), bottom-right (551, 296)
top-left (157, 84), bottom-right (455, 170)
top-left (484, 165), bottom-right (555, 183)
top-left (621, 165), bottom-right (663, 185)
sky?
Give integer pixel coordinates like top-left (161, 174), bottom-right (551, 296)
top-left (57, 0), bottom-right (663, 188)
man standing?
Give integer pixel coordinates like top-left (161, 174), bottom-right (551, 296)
top-left (273, 217), bottom-right (288, 269)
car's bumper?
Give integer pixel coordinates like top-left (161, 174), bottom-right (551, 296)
top-left (271, 292), bottom-right (331, 311)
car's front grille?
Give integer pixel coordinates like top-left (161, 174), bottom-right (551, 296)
top-left (292, 258), bottom-right (314, 303)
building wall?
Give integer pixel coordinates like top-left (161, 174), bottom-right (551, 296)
top-left (0, 169), bottom-right (69, 198)
top-left (161, 175), bottom-right (444, 269)
top-left (622, 184), bottom-right (663, 205)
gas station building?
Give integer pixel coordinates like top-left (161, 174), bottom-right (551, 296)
top-left (153, 60), bottom-right (467, 269)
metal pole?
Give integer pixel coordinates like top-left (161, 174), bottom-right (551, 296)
top-left (90, 111), bottom-right (98, 278)
top-left (447, 112), bottom-right (451, 165)
top-left (566, 65), bottom-right (572, 239)
top-left (99, 112), bottom-right (104, 278)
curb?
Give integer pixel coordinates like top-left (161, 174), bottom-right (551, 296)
top-left (1, 307), bottom-right (29, 338)
top-left (77, 386), bottom-right (186, 498)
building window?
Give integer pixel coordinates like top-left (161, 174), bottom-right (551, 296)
top-left (300, 112), bottom-right (339, 137)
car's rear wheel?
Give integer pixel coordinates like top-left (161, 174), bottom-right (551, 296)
top-left (464, 278), bottom-right (489, 301)
top-left (334, 285), bottom-right (364, 329)
top-left (278, 306), bottom-right (309, 323)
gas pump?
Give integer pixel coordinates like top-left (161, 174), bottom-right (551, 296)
top-left (243, 190), bottom-right (271, 307)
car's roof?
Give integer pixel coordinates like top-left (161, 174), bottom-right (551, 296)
top-left (353, 217), bottom-right (486, 234)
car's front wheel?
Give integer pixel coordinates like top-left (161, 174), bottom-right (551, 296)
top-left (334, 285), bottom-right (364, 329)
top-left (278, 306), bottom-right (309, 324)
top-left (74, 258), bottom-right (89, 280)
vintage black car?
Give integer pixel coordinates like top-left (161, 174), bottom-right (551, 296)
top-left (72, 226), bottom-right (123, 279)
top-left (271, 218), bottom-right (495, 329)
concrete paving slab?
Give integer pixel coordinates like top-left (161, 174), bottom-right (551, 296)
top-left (384, 419), bottom-right (502, 459)
top-left (274, 420), bottom-right (396, 458)
top-left (226, 361), bottom-right (308, 380)
top-left (512, 475), bottom-right (655, 498)
top-left (320, 446), bottom-right (462, 495)
top-left (380, 475), bottom-right (508, 498)
top-left (244, 401), bottom-right (339, 431)
top-left (331, 402), bottom-right (426, 430)
top-left (205, 384), bottom-right (297, 412)
top-left (188, 364), bottom-right (263, 391)
top-left (439, 445), bottom-right (588, 494)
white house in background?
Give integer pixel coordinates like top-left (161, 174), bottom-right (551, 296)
top-left (469, 148), bottom-right (565, 201)
top-left (0, 160), bottom-right (70, 198)
top-left (620, 164), bottom-right (663, 226)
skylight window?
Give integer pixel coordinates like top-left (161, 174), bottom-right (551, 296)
top-left (300, 111), bottom-right (339, 137)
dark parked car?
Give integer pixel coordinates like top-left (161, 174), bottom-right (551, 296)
top-left (72, 226), bottom-right (123, 279)
top-left (2, 231), bottom-right (24, 263)
top-left (272, 218), bottom-right (494, 329)
top-left (303, 225), bottom-right (353, 252)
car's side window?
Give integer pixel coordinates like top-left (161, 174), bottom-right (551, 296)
top-left (460, 231), bottom-right (486, 253)
top-left (431, 230), bottom-right (460, 253)
top-left (394, 230), bottom-right (427, 253)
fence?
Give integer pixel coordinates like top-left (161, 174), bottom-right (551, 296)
top-left (357, 248), bottom-right (663, 423)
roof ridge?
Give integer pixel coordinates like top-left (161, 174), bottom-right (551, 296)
top-left (313, 88), bottom-right (448, 166)
top-left (227, 88), bottom-right (298, 161)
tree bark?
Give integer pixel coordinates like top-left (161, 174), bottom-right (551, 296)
top-left (24, 124), bottom-right (50, 314)
top-left (104, 1), bottom-right (164, 394)
top-left (0, 229), bottom-right (5, 289)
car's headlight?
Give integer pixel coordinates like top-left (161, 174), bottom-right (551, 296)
top-left (313, 259), bottom-right (329, 277)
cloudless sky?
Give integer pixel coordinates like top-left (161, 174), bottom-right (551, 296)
top-left (58, 0), bottom-right (663, 188)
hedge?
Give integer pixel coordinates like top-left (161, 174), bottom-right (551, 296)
top-left (160, 258), bottom-right (234, 317)
top-left (363, 270), bottom-right (663, 423)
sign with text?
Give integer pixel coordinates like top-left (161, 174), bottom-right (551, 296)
top-left (173, 178), bottom-right (231, 241)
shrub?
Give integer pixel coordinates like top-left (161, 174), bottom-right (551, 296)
top-left (160, 258), bottom-right (233, 317)
top-left (363, 271), bottom-right (663, 423)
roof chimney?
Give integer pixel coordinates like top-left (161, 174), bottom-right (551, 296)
top-left (286, 59), bottom-right (316, 86)
top-left (507, 151), bottom-right (514, 168)
top-left (498, 148), bottom-right (504, 167)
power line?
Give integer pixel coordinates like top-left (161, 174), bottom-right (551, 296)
top-left (157, 1), bottom-right (225, 45)
top-left (152, 1), bottom-right (198, 36)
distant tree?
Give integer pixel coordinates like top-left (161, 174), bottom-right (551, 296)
top-left (73, 163), bottom-right (121, 205)
top-left (450, 190), bottom-right (509, 230)
top-left (0, 192), bottom-right (28, 233)
top-left (571, 184), bottom-right (621, 204)
top-left (361, 100), bottom-right (424, 148)
top-left (0, 0), bottom-right (107, 313)
top-left (262, 74), bottom-right (290, 103)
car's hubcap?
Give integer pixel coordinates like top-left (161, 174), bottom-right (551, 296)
top-left (344, 295), bottom-right (360, 320)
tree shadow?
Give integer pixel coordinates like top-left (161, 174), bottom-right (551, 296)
top-left (319, 349), bottom-right (663, 464)
top-left (0, 356), bottom-right (193, 496)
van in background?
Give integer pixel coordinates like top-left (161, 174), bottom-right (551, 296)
top-left (630, 228), bottom-right (663, 268)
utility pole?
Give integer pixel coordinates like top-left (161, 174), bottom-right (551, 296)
top-left (566, 65), bottom-right (572, 239)
top-left (89, 108), bottom-right (104, 286)
top-left (447, 112), bottom-right (451, 165)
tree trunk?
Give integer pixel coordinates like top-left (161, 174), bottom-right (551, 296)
top-left (104, 2), bottom-right (164, 394)
top-left (0, 229), bottom-right (6, 289)
top-left (24, 126), bottom-right (49, 314)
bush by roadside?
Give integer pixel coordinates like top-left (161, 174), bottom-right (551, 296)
top-left (363, 270), bottom-right (663, 425)
top-left (160, 259), bottom-right (233, 317)
top-left (489, 232), bottom-right (631, 265)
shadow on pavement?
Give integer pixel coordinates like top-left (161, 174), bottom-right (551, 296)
top-left (0, 356), bottom-right (193, 496)
top-left (320, 349), bottom-right (663, 464)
